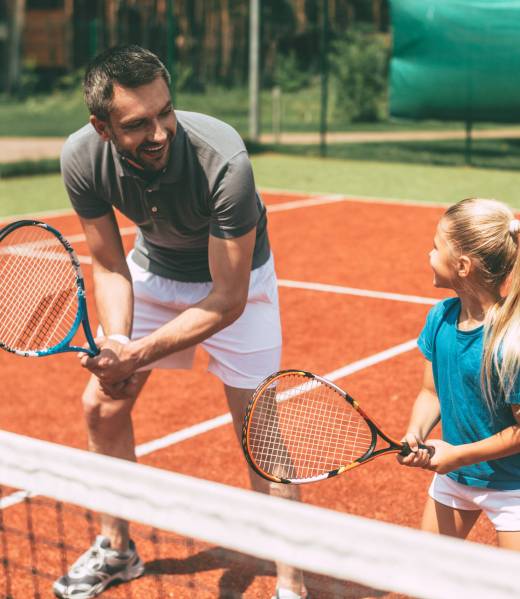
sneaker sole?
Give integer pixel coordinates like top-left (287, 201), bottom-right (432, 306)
top-left (53, 560), bottom-right (145, 599)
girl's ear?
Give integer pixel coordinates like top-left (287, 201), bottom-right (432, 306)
top-left (457, 255), bottom-right (472, 278)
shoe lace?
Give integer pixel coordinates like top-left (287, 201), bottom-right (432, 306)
top-left (71, 546), bottom-right (105, 574)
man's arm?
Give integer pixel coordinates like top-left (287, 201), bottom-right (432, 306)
top-left (80, 210), bottom-right (133, 338)
top-left (84, 227), bottom-right (256, 383)
top-left (133, 227), bottom-right (255, 361)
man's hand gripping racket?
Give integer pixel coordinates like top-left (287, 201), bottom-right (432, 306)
top-left (242, 369), bottom-right (433, 484)
top-left (0, 220), bottom-right (99, 358)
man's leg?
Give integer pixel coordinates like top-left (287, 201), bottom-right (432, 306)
top-left (224, 384), bottom-right (308, 599)
top-left (53, 371), bottom-right (151, 599)
top-left (83, 371), bottom-right (151, 550)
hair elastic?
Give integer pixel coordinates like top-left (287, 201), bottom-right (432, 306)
top-left (509, 219), bottom-right (520, 236)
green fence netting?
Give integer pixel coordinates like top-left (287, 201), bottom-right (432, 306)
top-left (389, 0), bottom-right (520, 122)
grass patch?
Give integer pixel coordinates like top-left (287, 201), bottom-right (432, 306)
top-left (3, 154), bottom-right (520, 219)
top-left (0, 90), bottom-right (89, 137)
top-left (271, 138), bottom-right (520, 171)
top-left (2, 84), bottom-right (518, 138)
top-left (0, 174), bottom-right (70, 217)
top-left (251, 154), bottom-right (520, 208)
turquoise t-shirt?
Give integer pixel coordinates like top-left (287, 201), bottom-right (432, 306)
top-left (418, 297), bottom-right (520, 489)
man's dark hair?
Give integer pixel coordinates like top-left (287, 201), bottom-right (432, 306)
top-left (84, 45), bottom-right (171, 120)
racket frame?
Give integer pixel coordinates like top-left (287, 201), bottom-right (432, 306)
top-left (0, 219), bottom-right (98, 358)
top-left (242, 369), bottom-right (411, 484)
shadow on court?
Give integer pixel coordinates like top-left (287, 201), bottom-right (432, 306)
top-left (145, 545), bottom-right (388, 599)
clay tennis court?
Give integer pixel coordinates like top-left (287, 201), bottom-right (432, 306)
top-left (0, 190), bottom-right (497, 598)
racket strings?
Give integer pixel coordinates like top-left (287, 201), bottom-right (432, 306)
top-left (9, 242), bottom-right (77, 349)
top-left (1, 250), bottom-right (73, 350)
top-left (0, 228), bottom-right (78, 351)
top-left (3, 247), bottom-right (73, 346)
top-left (248, 375), bottom-right (373, 480)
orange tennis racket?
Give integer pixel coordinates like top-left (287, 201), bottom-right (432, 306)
top-left (242, 369), bottom-right (432, 484)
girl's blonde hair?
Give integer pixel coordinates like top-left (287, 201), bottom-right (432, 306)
top-left (442, 198), bottom-right (520, 411)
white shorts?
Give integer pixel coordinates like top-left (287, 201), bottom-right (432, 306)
top-left (124, 250), bottom-right (282, 389)
top-left (429, 474), bottom-right (520, 532)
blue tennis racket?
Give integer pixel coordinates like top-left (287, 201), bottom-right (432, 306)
top-left (0, 220), bottom-right (99, 357)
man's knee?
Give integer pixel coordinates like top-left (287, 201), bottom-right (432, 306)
top-left (81, 378), bottom-right (136, 433)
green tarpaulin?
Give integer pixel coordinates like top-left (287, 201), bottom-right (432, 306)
top-left (389, 0), bottom-right (520, 121)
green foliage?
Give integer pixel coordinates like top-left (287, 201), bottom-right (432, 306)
top-left (329, 28), bottom-right (389, 123)
top-left (273, 51), bottom-right (312, 92)
top-left (175, 64), bottom-right (205, 93)
top-left (0, 159), bottom-right (61, 179)
top-left (55, 69), bottom-right (85, 92)
top-left (16, 61), bottom-right (41, 99)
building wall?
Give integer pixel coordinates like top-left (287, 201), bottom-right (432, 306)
top-left (23, 0), bottom-right (73, 70)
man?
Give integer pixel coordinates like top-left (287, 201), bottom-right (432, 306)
top-left (53, 45), bottom-right (307, 599)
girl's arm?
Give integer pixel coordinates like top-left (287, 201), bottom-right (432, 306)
top-left (427, 405), bottom-right (520, 474)
top-left (398, 360), bottom-right (440, 468)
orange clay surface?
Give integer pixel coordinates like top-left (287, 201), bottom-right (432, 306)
top-left (0, 191), bottom-right (496, 599)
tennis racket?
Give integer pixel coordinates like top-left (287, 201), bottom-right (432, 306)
top-left (0, 220), bottom-right (99, 358)
top-left (242, 369), bottom-right (432, 484)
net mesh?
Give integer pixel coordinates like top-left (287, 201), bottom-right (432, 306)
top-left (0, 225), bottom-right (78, 353)
top-left (247, 373), bottom-right (373, 482)
top-left (1, 430), bottom-right (519, 599)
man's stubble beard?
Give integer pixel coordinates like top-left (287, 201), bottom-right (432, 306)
top-left (110, 130), bottom-right (172, 173)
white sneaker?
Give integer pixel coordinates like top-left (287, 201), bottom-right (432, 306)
top-left (272, 589), bottom-right (310, 599)
top-left (53, 535), bottom-right (145, 598)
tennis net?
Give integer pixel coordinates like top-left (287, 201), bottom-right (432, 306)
top-left (1, 429), bottom-right (519, 599)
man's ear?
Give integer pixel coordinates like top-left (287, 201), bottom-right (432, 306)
top-left (457, 255), bottom-right (472, 278)
top-left (90, 115), bottom-right (111, 142)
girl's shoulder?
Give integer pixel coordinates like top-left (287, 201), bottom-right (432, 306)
top-left (418, 298), bottom-right (460, 360)
top-left (427, 297), bottom-right (460, 324)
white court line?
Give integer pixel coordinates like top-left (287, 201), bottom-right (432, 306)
top-left (0, 187), bottom-right (446, 225)
top-left (0, 338), bottom-right (418, 509)
top-left (278, 279), bottom-right (438, 306)
top-left (0, 191), bottom-right (427, 507)
top-left (267, 194), bottom-right (346, 212)
top-left (136, 338), bottom-right (418, 457)
top-left (73, 255), bottom-right (439, 307)
top-left (0, 490), bottom-right (34, 509)
top-left (261, 187), bottom-right (449, 209)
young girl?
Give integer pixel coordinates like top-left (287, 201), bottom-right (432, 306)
top-left (399, 197), bottom-right (520, 550)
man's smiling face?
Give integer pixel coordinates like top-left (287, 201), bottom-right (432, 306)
top-left (91, 75), bottom-right (176, 173)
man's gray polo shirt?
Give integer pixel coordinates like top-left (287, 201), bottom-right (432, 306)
top-left (60, 110), bottom-right (270, 282)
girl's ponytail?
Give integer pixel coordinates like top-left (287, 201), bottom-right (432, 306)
top-left (443, 199), bottom-right (519, 412)
top-left (482, 217), bottom-right (520, 411)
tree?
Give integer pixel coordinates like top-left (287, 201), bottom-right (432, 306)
top-left (5, 0), bottom-right (25, 94)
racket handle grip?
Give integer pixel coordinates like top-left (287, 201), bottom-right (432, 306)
top-left (400, 441), bottom-right (435, 457)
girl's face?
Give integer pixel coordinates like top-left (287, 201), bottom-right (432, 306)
top-left (429, 220), bottom-right (458, 289)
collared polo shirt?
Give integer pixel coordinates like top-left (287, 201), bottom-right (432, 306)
top-left (60, 110), bottom-right (270, 282)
